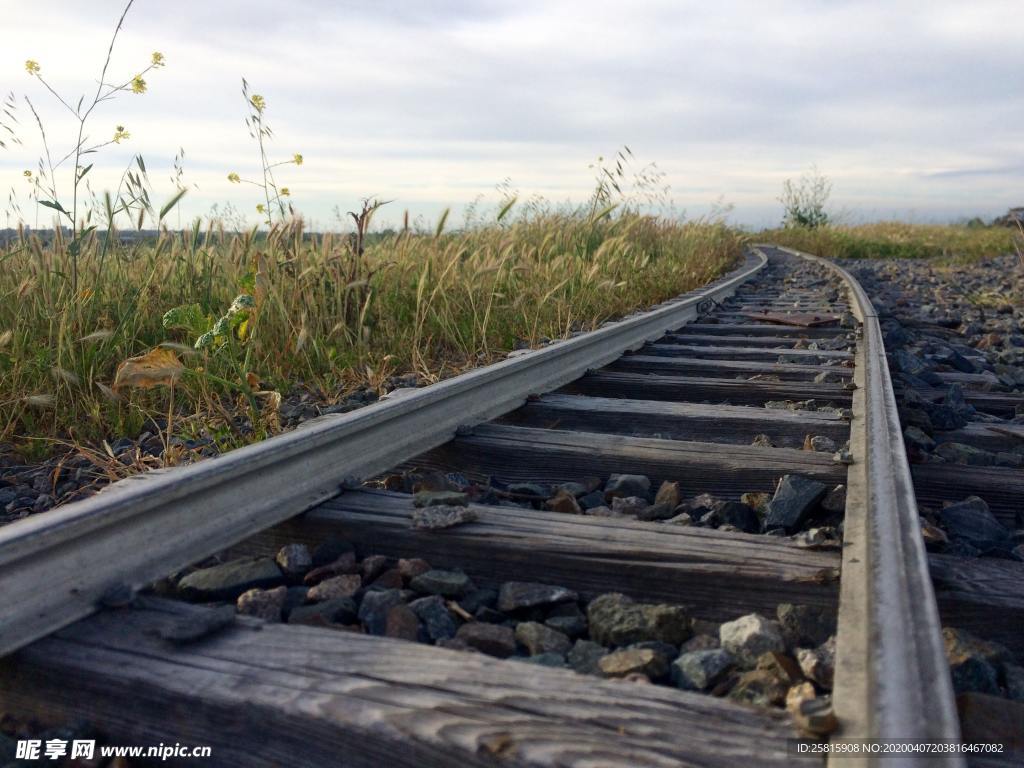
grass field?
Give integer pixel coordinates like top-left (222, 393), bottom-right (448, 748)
top-left (761, 222), bottom-right (1018, 262)
top-left (0, 212), bottom-right (744, 462)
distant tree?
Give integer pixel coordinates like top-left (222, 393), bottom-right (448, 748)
top-left (780, 167), bottom-right (831, 229)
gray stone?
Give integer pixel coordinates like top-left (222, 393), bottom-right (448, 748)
top-left (567, 639), bottom-right (608, 675)
top-left (938, 497), bottom-right (1012, 556)
top-left (637, 502), bottom-right (676, 521)
top-left (714, 501), bottom-right (760, 533)
top-left (544, 603), bottom-right (587, 638)
top-left (307, 573), bottom-right (361, 601)
top-left (604, 474), bottom-right (651, 501)
top-left (630, 640), bottom-right (679, 663)
top-left (515, 621), bottom-right (572, 655)
top-left (474, 606), bottom-right (508, 624)
top-left (610, 496), bottom-right (648, 516)
top-left (599, 647), bottom-right (670, 679)
top-left (236, 586), bottom-right (288, 622)
top-left (410, 569), bottom-right (473, 597)
top-left (943, 383), bottom-right (974, 419)
top-left (577, 490), bottom-right (607, 510)
top-left (943, 627), bottom-right (1013, 696)
top-left (409, 595), bottom-right (458, 641)
top-left (411, 505), bottom-right (478, 530)
top-left (587, 593), bottom-right (691, 647)
top-left (904, 426), bottom-right (935, 451)
top-left (796, 637), bottom-right (836, 689)
top-left (556, 479), bottom-right (599, 497)
top-left (178, 557), bottom-right (284, 601)
top-left (809, 436), bottom-right (838, 453)
top-left (896, 349), bottom-right (929, 377)
top-left (680, 633), bottom-right (719, 653)
top-left (820, 485), bottom-right (847, 515)
top-left (303, 551), bottom-right (358, 585)
top-left (275, 543), bottom-right (313, 578)
top-left (719, 613), bottom-right (786, 667)
top-left (653, 481), bottom-right (681, 509)
top-left (934, 442), bottom-right (996, 466)
top-left (666, 512), bottom-right (694, 526)
top-left (456, 622), bottom-right (516, 657)
top-left (359, 589), bottom-right (406, 635)
top-left (545, 489), bottom-right (582, 514)
top-left (497, 581), bottom-right (578, 612)
top-left (764, 475), bottom-right (828, 533)
top-left (729, 668), bottom-right (789, 706)
top-left (385, 604), bottom-right (423, 640)
top-left (777, 603), bottom-right (837, 647)
top-left (698, 510), bottom-right (720, 527)
top-left (671, 649), bottom-right (735, 691)
top-left (459, 588), bottom-right (497, 614)
top-left (397, 558), bottom-right (432, 581)
top-left (675, 493), bottom-right (718, 518)
top-left (287, 596), bottom-right (358, 626)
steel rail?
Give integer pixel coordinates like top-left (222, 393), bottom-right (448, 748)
top-left (767, 245), bottom-right (963, 767)
top-left (0, 251), bottom-right (766, 656)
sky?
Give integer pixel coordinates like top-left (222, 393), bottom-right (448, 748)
top-left (0, 0), bottom-right (1021, 230)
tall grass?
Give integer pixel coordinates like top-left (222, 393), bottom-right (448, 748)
top-left (0, 212), bottom-right (745, 459)
top-left (762, 222), bottom-right (1016, 262)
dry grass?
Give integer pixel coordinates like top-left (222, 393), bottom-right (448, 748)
top-left (761, 222), bottom-right (1016, 263)
top-left (0, 212), bottom-right (745, 461)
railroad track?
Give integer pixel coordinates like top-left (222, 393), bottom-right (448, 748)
top-left (0, 245), bottom-right (1020, 766)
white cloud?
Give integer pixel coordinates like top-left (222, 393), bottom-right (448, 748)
top-left (0, 0), bottom-right (1021, 229)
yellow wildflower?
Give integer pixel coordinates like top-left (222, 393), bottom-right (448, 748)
top-left (112, 125), bottom-right (130, 143)
top-left (256, 204), bottom-right (266, 214)
top-left (23, 170), bottom-right (32, 177)
top-left (151, 51), bottom-right (165, 67)
top-left (131, 75), bottom-right (147, 94)
top-left (292, 153), bottom-right (303, 166)
top-left (280, 187), bottom-right (290, 197)
top-left (227, 172), bottom-right (240, 183)
top-left (250, 94), bottom-right (265, 112)
top-left (25, 60), bottom-right (41, 75)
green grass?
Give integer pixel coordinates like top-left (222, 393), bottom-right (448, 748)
top-left (0, 212), bottom-right (746, 461)
top-left (760, 222), bottom-right (1017, 262)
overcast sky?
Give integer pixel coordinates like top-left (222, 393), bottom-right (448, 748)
top-left (1, 0), bottom-right (1021, 229)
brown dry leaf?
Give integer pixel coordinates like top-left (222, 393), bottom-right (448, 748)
top-left (253, 388), bottom-right (282, 432)
top-left (256, 389), bottom-right (282, 413)
top-left (113, 348), bottom-right (184, 390)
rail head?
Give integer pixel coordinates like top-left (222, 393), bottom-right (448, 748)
top-left (764, 245), bottom-right (963, 767)
top-left (0, 250), bottom-right (766, 656)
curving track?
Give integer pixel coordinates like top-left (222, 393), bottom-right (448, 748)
top-left (0, 246), bottom-right (1017, 766)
